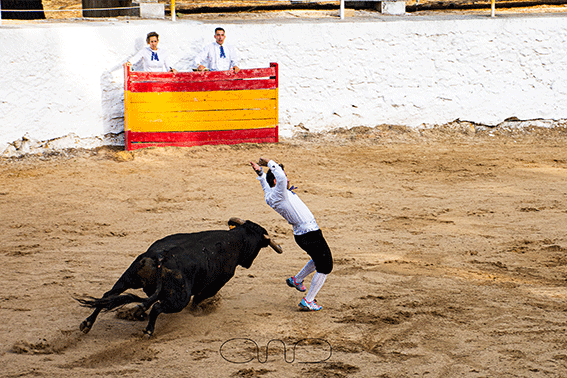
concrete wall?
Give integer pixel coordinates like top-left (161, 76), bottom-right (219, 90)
top-left (2, 14), bottom-right (567, 154)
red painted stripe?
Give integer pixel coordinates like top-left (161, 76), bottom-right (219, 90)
top-left (129, 79), bottom-right (277, 93)
top-left (128, 138), bottom-right (278, 150)
top-left (125, 128), bottom-right (278, 150)
top-left (129, 67), bottom-right (276, 83)
top-left (129, 128), bottom-right (276, 142)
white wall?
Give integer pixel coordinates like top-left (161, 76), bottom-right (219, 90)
top-left (2, 15), bottom-right (567, 154)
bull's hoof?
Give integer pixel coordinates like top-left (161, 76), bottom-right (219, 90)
top-left (142, 329), bottom-right (153, 339)
top-left (132, 306), bottom-right (147, 321)
top-left (80, 320), bottom-right (92, 334)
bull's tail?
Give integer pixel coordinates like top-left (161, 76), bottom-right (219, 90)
top-left (75, 293), bottom-right (147, 312)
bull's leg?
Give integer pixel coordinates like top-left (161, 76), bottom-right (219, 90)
top-left (80, 270), bottom-right (141, 334)
top-left (143, 302), bottom-right (164, 338)
top-left (80, 308), bottom-right (103, 334)
top-left (135, 288), bottom-right (162, 315)
top-left (191, 278), bottom-right (229, 308)
top-left (143, 288), bottom-right (191, 337)
top-left (191, 289), bottom-right (221, 308)
top-left (80, 290), bottom-right (124, 334)
top-left (134, 260), bottom-right (166, 317)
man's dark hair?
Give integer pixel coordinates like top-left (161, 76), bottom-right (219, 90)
top-left (215, 27), bottom-right (225, 34)
top-left (266, 170), bottom-right (276, 188)
top-left (266, 163), bottom-right (284, 188)
top-left (146, 31), bottom-right (159, 44)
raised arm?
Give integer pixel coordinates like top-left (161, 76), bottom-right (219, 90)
top-left (128, 48), bottom-right (145, 66)
top-left (195, 45), bottom-right (209, 72)
top-left (250, 161), bottom-right (263, 175)
top-left (250, 161), bottom-right (272, 195)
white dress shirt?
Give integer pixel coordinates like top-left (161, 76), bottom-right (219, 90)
top-left (257, 160), bottom-right (319, 235)
top-left (195, 42), bottom-right (240, 71)
top-left (129, 47), bottom-right (174, 72)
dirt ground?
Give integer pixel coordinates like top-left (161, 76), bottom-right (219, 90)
top-left (1, 123), bottom-right (567, 377)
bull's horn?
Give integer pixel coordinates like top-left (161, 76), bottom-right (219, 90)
top-left (228, 217), bottom-right (245, 229)
top-left (264, 234), bottom-right (283, 254)
top-left (229, 217), bottom-right (245, 225)
top-left (229, 218), bottom-right (282, 253)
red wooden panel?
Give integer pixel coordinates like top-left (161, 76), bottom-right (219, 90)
top-left (128, 67), bottom-right (276, 83)
top-left (126, 127), bottom-right (278, 151)
top-left (125, 66), bottom-right (277, 92)
top-left (124, 63), bottom-right (279, 150)
top-left (128, 78), bottom-right (277, 93)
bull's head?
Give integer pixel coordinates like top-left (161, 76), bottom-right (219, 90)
top-left (228, 217), bottom-right (283, 254)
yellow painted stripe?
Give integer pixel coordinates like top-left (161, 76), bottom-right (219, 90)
top-left (128, 89), bottom-right (277, 104)
top-left (128, 119), bottom-right (277, 133)
top-left (130, 108), bottom-right (275, 129)
top-left (128, 98), bottom-right (276, 113)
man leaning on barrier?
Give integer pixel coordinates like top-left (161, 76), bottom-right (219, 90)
top-left (195, 27), bottom-right (240, 73)
top-left (128, 31), bottom-right (178, 73)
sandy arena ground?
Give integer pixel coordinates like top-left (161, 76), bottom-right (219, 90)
top-left (1, 123), bottom-right (567, 377)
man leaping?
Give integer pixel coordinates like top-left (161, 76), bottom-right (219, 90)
top-left (250, 158), bottom-right (333, 311)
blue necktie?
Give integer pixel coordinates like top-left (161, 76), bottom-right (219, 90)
top-left (220, 46), bottom-right (226, 58)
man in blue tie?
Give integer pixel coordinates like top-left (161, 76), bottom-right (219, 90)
top-left (196, 27), bottom-right (241, 73)
top-left (128, 31), bottom-right (177, 73)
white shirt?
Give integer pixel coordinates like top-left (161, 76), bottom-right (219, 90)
top-left (195, 42), bottom-right (239, 71)
top-left (257, 160), bottom-right (319, 235)
top-left (129, 47), bottom-right (174, 72)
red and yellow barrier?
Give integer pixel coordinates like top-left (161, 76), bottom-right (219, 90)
top-left (123, 63), bottom-right (279, 150)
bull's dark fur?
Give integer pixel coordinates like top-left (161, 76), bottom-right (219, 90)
top-left (77, 220), bottom-right (273, 337)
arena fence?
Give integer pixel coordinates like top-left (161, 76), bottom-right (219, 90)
top-left (2, 0), bottom-right (529, 21)
top-left (123, 63), bottom-right (279, 150)
top-left (0, 0), bottom-right (353, 21)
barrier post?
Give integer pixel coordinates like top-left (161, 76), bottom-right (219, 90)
top-left (491, 0), bottom-right (495, 16)
top-left (123, 63), bottom-right (132, 151)
top-left (1, 0), bottom-right (3, 26)
top-left (340, 0), bottom-right (345, 19)
top-left (171, 0), bottom-right (176, 21)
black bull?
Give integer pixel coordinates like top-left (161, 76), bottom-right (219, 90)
top-left (76, 218), bottom-right (282, 337)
